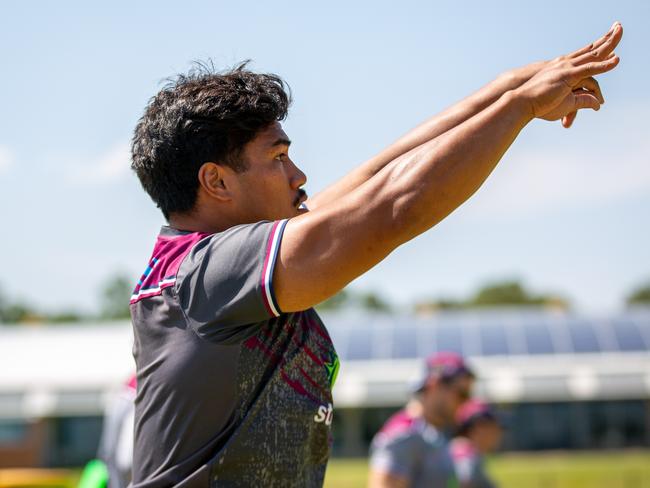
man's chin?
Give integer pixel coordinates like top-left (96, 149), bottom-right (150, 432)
top-left (271, 205), bottom-right (308, 220)
top-left (289, 203), bottom-right (309, 217)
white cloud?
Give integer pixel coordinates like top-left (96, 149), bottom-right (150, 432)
top-left (463, 124), bottom-right (650, 220)
top-left (0, 145), bottom-right (14, 174)
top-left (65, 142), bottom-right (131, 185)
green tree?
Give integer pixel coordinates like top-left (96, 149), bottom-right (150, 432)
top-left (357, 291), bottom-right (391, 313)
top-left (471, 281), bottom-right (541, 306)
top-left (0, 287), bottom-right (6, 322)
top-left (0, 285), bottom-right (41, 324)
top-left (414, 280), bottom-right (568, 313)
top-left (627, 282), bottom-right (650, 305)
top-left (48, 311), bottom-right (84, 323)
top-left (469, 280), bottom-right (568, 308)
top-left (315, 289), bottom-right (392, 313)
top-left (0, 302), bottom-right (34, 323)
top-left (316, 289), bottom-right (351, 311)
top-left (100, 274), bottom-right (133, 320)
top-left (413, 298), bottom-right (462, 315)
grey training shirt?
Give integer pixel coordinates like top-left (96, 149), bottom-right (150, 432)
top-left (450, 437), bottom-right (497, 488)
top-left (130, 220), bottom-right (339, 487)
top-left (370, 409), bottom-right (457, 488)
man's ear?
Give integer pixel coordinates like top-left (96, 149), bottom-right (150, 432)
top-left (198, 162), bottom-right (232, 202)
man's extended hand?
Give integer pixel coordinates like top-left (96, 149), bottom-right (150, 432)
top-left (276, 22), bottom-right (623, 314)
top-left (503, 22), bottom-right (622, 128)
top-left (515, 22), bottom-right (622, 124)
top-left (307, 25), bottom-right (621, 212)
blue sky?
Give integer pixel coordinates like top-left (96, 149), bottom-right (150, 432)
top-left (1, 0), bottom-right (648, 314)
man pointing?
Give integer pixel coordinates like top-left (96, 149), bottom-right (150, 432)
top-left (129, 23), bottom-right (622, 487)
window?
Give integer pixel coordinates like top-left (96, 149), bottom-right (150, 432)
top-left (0, 419), bottom-right (27, 444)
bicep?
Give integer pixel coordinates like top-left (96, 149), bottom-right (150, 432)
top-left (274, 110), bottom-right (498, 312)
top-left (273, 187), bottom-right (400, 312)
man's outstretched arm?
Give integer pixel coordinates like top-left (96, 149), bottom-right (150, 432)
top-left (274, 23), bottom-right (622, 313)
top-left (304, 70), bottom-right (535, 211)
top-left (305, 23), bottom-right (619, 211)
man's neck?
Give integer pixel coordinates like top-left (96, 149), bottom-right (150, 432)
top-left (168, 210), bottom-right (237, 234)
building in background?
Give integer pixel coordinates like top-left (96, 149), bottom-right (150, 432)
top-left (330, 308), bottom-right (650, 456)
top-left (0, 323), bottom-right (132, 466)
top-left (1, 309), bottom-right (649, 466)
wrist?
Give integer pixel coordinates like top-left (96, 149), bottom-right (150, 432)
top-left (501, 61), bottom-right (546, 90)
top-left (501, 88), bottom-right (535, 124)
top-left (497, 70), bottom-right (525, 92)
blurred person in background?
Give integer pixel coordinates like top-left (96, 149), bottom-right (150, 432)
top-left (98, 374), bottom-right (136, 488)
top-left (450, 399), bottom-right (504, 488)
top-left (368, 352), bottom-right (475, 488)
top-left (77, 374), bottom-right (135, 488)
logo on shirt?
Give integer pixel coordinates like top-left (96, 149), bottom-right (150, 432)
top-left (314, 402), bottom-right (334, 425)
top-left (324, 353), bottom-right (340, 388)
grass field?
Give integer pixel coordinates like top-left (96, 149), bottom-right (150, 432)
top-left (324, 451), bottom-right (650, 488)
top-left (7, 451), bottom-right (647, 488)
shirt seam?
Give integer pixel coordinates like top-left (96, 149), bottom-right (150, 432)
top-left (174, 233), bottom-right (214, 343)
top-left (261, 218), bottom-right (288, 318)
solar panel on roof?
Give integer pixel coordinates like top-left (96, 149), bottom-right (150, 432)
top-left (612, 320), bottom-right (647, 351)
top-left (346, 327), bottom-right (373, 360)
top-left (479, 321), bottom-right (510, 356)
top-left (435, 322), bottom-right (464, 355)
top-left (632, 315), bottom-right (650, 346)
top-left (392, 326), bottom-right (419, 359)
top-left (417, 326), bottom-right (438, 358)
top-left (523, 322), bottom-right (555, 355)
top-left (373, 325), bottom-right (393, 359)
top-left (328, 327), bottom-right (349, 359)
top-left (323, 311), bottom-right (650, 361)
top-left (567, 320), bottom-right (600, 353)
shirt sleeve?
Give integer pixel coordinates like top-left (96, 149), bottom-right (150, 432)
top-left (369, 432), bottom-right (422, 481)
top-left (176, 219), bottom-right (288, 343)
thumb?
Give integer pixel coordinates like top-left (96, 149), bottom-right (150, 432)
top-left (573, 92), bottom-right (601, 111)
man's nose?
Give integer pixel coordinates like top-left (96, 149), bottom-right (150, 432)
top-left (289, 159), bottom-right (307, 189)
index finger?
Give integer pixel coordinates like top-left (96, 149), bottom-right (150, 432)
top-left (568, 21), bottom-right (620, 59)
top-left (573, 23), bottom-right (623, 65)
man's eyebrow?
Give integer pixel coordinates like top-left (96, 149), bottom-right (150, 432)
top-left (270, 138), bottom-right (292, 148)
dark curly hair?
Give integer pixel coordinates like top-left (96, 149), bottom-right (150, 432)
top-left (131, 61), bottom-right (291, 219)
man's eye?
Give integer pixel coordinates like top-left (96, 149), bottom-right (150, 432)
top-left (275, 153), bottom-right (286, 161)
